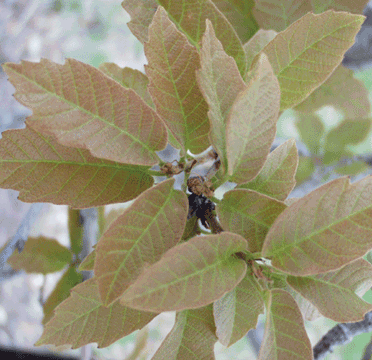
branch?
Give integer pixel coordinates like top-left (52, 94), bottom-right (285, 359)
top-left (313, 312), bottom-right (372, 360)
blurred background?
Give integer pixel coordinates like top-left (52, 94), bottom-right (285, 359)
top-left (1, 0), bottom-right (372, 359)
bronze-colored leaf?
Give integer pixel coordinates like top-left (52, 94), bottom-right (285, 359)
top-left (120, 232), bottom-right (247, 312)
top-left (95, 178), bottom-right (188, 306)
top-left (217, 189), bottom-right (286, 253)
top-left (35, 278), bottom-right (157, 349)
top-left (0, 126), bottom-right (154, 208)
top-left (145, 7), bottom-right (210, 154)
top-left (8, 236), bottom-right (72, 274)
top-left (226, 53), bottom-right (280, 184)
top-left (262, 176), bottom-right (372, 276)
top-left (152, 305), bottom-right (217, 360)
top-left (239, 139), bottom-right (298, 201)
top-left (3, 58), bottom-right (167, 165)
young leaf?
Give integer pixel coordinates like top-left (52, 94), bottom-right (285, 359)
top-left (95, 178), bottom-right (188, 306)
top-left (226, 53), bottom-right (280, 184)
top-left (196, 21), bottom-right (246, 175)
top-left (212, 0), bottom-right (258, 43)
top-left (3, 58), bottom-right (167, 166)
top-left (238, 139), bottom-right (298, 201)
top-left (151, 305), bottom-right (217, 360)
top-left (0, 126), bottom-right (154, 208)
top-left (253, 0), bottom-right (312, 32)
top-left (156, 0), bottom-right (247, 75)
top-left (35, 278), bottom-right (157, 349)
top-left (323, 118), bottom-right (371, 164)
top-left (214, 273), bottom-right (264, 347)
top-left (78, 250), bottom-right (96, 271)
top-left (98, 63), bottom-right (154, 107)
top-left (120, 232), bottom-right (248, 312)
top-left (42, 265), bottom-right (83, 325)
top-left (295, 65), bottom-right (371, 119)
top-left (295, 113), bottom-right (324, 155)
top-left (145, 7), bottom-right (210, 154)
top-left (287, 258), bottom-right (372, 322)
top-left (7, 236), bottom-right (72, 274)
top-left (254, 10), bottom-right (365, 110)
top-left (262, 176), bottom-right (372, 276)
top-left (217, 189), bottom-right (286, 253)
top-left (121, 0), bottom-right (158, 44)
top-left (311, 0), bottom-right (368, 14)
top-left (243, 29), bottom-right (277, 70)
top-left (258, 289), bottom-right (313, 360)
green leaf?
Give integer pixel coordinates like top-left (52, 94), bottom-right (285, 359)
top-left (3, 58), bottom-right (168, 166)
top-left (311, 0), bottom-right (368, 14)
top-left (42, 265), bottom-right (83, 325)
top-left (243, 29), bottom-right (277, 71)
top-left (323, 118), bottom-right (371, 164)
top-left (253, 0), bottom-right (312, 32)
top-left (152, 305), bottom-right (217, 360)
top-left (0, 126), bottom-right (154, 208)
top-left (226, 53), bottom-right (280, 184)
top-left (239, 139), bottom-right (298, 201)
top-left (295, 156), bottom-right (315, 184)
top-left (255, 10), bottom-right (365, 110)
top-left (145, 7), bottom-right (210, 154)
top-left (8, 236), bottom-right (72, 274)
top-left (295, 113), bottom-right (324, 155)
top-left (262, 176), bottom-right (372, 276)
top-left (35, 278), bottom-right (157, 349)
top-left (78, 250), bottom-right (95, 271)
top-left (156, 0), bottom-right (247, 75)
top-left (295, 65), bottom-right (371, 119)
top-left (335, 161), bottom-right (368, 176)
top-left (258, 289), bottom-right (312, 360)
top-left (196, 20), bottom-right (246, 175)
top-left (212, 0), bottom-right (258, 43)
top-left (121, 0), bottom-right (158, 44)
top-left (95, 178), bottom-right (188, 306)
top-left (217, 189), bottom-right (286, 253)
top-left (98, 63), bottom-right (154, 107)
top-left (287, 258), bottom-right (372, 322)
top-left (214, 273), bottom-right (264, 346)
top-left (120, 232), bottom-right (247, 312)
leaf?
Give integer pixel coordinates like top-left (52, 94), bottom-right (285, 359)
top-left (35, 278), bottom-right (157, 349)
top-left (295, 113), bottom-right (324, 155)
top-left (226, 53), bottom-right (280, 184)
top-left (311, 0), bottom-right (368, 14)
top-left (295, 65), bottom-right (371, 119)
top-left (336, 161), bottom-right (368, 176)
top-left (95, 178), bottom-right (188, 306)
top-left (0, 126), bottom-right (154, 208)
top-left (98, 63), bottom-right (154, 107)
top-left (145, 7), bottom-right (210, 154)
top-left (238, 139), bottom-right (298, 201)
top-left (262, 176), bottom-right (372, 276)
top-left (156, 0), bottom-right (247, 75)
top-left (196, 21), bottom-right (246, 175)
top-left (212, 0), bottom-right (258, 43)
top-left (295, 156), bottom-right (315, 184)
top-left (78, 250), bottom-right (96, 271)
top-left (287, 258), bottom-right (372, 322)
top-left (121, 0), bottom-right (158, 44)
top-left (181, 216), bottom-right (199, 241)
top-left (42, 265), bottom-right (83, 325)
top-left (255, 10), bottom-right (365, 110)
top-left (257, 289), bottom-right (313, 360)
top-left (120, 232), bottom-right (247, 312)
top-left (3, 58), bottom-right (167, 166)
top-left (253, 0), bottom-right (312, 32)
top-left (7, 236), bottom-right (72, 274)
top-left (243, 29), bottom-right (277, 70)
top-left (217, 189), bottom-right (286, 253)
top-left (152, 305), bottom-right (217, 360)
top-left (323, 118), bottom-right (371, 164)
top-left (214, 273), bottom-right (264, 346)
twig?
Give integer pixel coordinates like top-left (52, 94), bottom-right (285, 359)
top-left (313, 311), bottom-right (372, 360)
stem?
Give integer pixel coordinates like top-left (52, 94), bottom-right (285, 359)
top-left (97, 206), bottom-right (105, 238)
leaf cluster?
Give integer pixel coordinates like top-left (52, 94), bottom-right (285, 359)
top-left (1, 1), bottom-right (371, 359)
